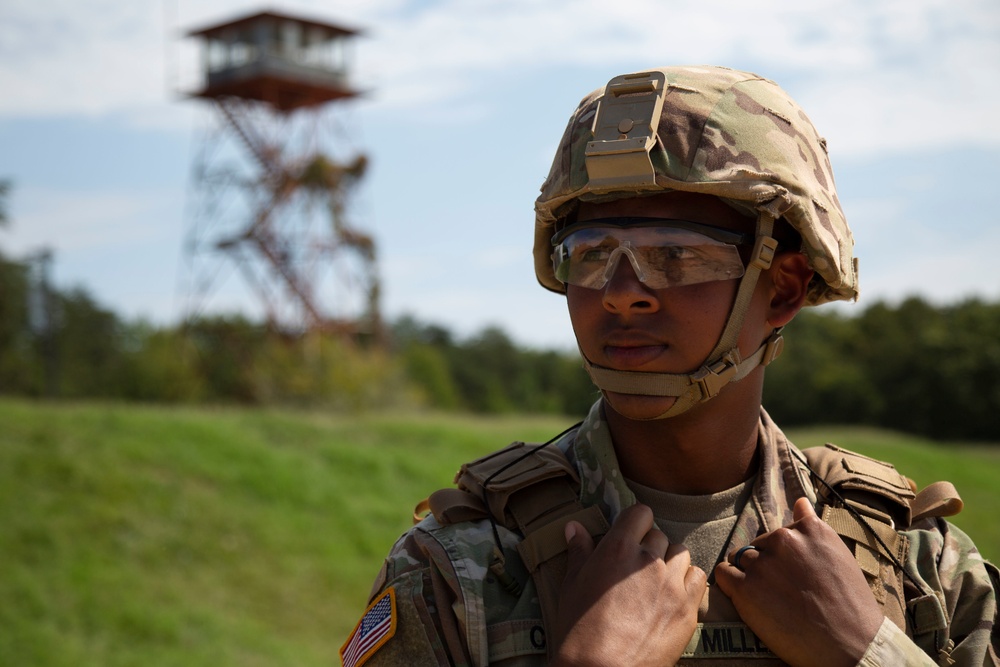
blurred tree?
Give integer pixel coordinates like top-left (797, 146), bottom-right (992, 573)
top-left (0, 252), bottom-right (39, 395)
top-left (447, 326), bottom-right (519, 412)
top-left (117, 323), bottom-right (204, 402)
top-left (52, 288), bottom-right (125, 398)
top-left (765, 310), bottom-right (882, 426)
top-left (0, 179), bottom-right (10, 229)
top-left (390, 316), bottom-right (590, 415)
top-left (400, 344), bottom-right (461, 409)
top-left (184, 315), bottom-right (266, 403)
top-left (942, 300), bottom-right (1000, 440)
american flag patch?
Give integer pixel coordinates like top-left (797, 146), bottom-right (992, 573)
top-left (341, 588), bottom-right (396, 667)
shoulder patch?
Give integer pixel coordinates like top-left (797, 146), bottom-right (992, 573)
top-left (341, 588), bottom-right (397, 667)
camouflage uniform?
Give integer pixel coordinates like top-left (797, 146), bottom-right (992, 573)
top-left (356, 401), bottom-right (999, 666)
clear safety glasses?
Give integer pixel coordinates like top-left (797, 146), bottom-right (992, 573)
top-left (551, 218), bottom-right (753, 290)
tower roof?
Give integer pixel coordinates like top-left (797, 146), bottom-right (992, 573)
top-left (186, 9), bottom-right (361, 40)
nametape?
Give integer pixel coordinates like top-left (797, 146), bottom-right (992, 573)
top-left (681, 622), bottom-right (777, 659)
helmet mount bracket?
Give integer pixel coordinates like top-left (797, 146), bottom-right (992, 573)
top-left (585, 71), bottom-right (667, 192)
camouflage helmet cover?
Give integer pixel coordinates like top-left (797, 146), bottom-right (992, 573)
top-left (534, 65), bottom-right (859, 306)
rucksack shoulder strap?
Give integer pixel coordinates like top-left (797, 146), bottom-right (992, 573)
top-left (802, 443), bottom-right (964, 528)
top-left (803, 443), bottom-right (917, 526)
top-left (802, 443), bottom-right (963, 643)
top-left (414, 438), bottom-right (608, 661)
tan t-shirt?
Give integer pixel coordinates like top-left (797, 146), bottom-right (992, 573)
top-left (626, 475), bottom-right (756, 574)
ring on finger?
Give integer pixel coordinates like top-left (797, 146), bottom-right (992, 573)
top-left (732, 545), bottom-right (759, 572)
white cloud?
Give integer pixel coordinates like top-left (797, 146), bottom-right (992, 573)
top-left (355, 0), bottom-right (1000, 157)
top-left (0, 1), bottom-right (167, 116)
top-left (5, 0), bottom-right (998, 145)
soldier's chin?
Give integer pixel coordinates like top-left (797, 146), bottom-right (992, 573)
top-left (603, 391), bottom-right (679, 421)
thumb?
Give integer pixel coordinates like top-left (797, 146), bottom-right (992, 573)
top-left (563, 520), bottom-right (595, 584)
top-left (684, 564), bottom-right (708, 602)
top-left (793, 496), bottom-right (817, 522)
top-left (714, 559), bottom-right (742, 598)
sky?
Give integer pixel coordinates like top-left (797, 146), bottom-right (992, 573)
top-left (1, 0), bottom-right (999, 350)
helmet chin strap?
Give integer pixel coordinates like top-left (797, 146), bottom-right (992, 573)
top-left (581, 212), bottom-right (785, 420)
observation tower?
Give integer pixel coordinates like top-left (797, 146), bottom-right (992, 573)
top-left (179, 9), bottom-right (379, 337)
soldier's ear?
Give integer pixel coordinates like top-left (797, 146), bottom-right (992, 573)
top-left (766, 251), bottom-right (813, 328)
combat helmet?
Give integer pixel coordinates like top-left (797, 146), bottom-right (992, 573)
top-left (534, 65), bottom-right (859, 418)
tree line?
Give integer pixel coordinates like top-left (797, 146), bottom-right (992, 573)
top-left (1, 248), bottom-right (998, 441)
top-left (766, 297), bottom-right (1000, 441)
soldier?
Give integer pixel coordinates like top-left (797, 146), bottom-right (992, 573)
top-left (343, 66), bottom-right (999, 666)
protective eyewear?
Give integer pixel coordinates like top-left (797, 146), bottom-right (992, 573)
top-left (551, 218), bottom-right (752, 290)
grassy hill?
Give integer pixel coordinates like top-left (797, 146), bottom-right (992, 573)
top-left (2, 399), bottom-right (998, 666)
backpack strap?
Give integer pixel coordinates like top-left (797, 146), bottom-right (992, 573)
top-left (803, 444), bottom-right (915, 631)
top-left (910, 481), bottom-right (964, 524)
top-left (415, 439), bottom-right (608, 660)
top-left (802, 443), bottom-right (963, 648)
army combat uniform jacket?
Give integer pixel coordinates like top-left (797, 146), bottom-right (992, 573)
top-left (348, 402), bottom-right (999, 666)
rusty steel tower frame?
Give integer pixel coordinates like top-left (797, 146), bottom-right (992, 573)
top-left (180, 10), bottom-right (379, 337)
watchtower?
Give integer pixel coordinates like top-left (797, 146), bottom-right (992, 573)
top-left (180, 9), bottom-right (379, 337)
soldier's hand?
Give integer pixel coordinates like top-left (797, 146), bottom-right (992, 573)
top-left (714, 497), bottom-right (884, 667)
top-left (550, 503), bottom-right (706, 667)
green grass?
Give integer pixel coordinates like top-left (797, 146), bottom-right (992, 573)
top-left (1, 399), bottom-right (997, 666)
top-left (0, 399), bottom-right (567, 666)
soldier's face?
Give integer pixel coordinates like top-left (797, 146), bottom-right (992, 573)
top-left (566, 191), bottom-right (767, 420)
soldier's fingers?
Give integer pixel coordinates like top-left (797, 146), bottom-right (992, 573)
top-left (639, 527), bottom-right (670, 559)
top-left (611, 503), bottom-right (656, 542)
top-left (664, 542), bottom-right (693, 568)
top-left (563, 520), bottom-right (595, 583)
top-left (713, 559), bottom-right (746, 598)
top-left (685, 564), bottom-right (708, 602)
top-left (792, 496), bottom-right (818, 523)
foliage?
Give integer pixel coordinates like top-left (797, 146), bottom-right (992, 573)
top-left (765, 297), bottom-right (1000, 440)
top-left (0, 178), bottom-right (10, 228)
top-left (0, 259), bottom-right (414, 411)
top-left (0, 253), bottom-right (35, 394)
top-left (391, 316), bottom-right (595, 416)
top-left (2, 399), bottom-right (998, 665)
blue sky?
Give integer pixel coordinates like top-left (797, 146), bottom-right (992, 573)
top-left (2, 0), bottom-right (999, 350)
